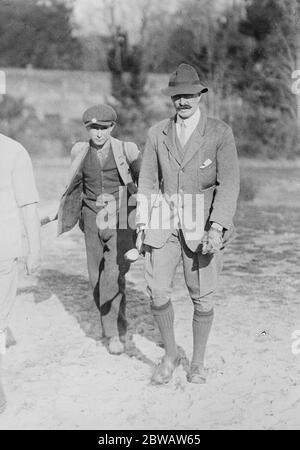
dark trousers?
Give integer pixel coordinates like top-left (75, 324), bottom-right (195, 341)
top-left (82, 206), bottom-right (134, 338)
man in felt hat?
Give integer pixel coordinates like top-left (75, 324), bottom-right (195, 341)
top-left (136, 63), bottom-right (239, 384)
top-left (57, 104), bottom-right (141, 355)
top-left (0, 132), bottom-right (41, 413)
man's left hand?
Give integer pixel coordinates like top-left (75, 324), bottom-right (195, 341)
top-left (202, 227), bottom-right (223, 255)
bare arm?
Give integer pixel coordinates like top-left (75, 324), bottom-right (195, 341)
top-left (21, 203), bottom-right (41, 274)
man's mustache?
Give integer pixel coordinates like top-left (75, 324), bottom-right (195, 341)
top-left (177, 106), bottom-right (192, 110)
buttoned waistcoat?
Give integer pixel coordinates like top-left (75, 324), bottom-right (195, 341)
top-left (57, 137), bottom-right (140, 236)
top-left (136, 108), bottom-right (240, 252)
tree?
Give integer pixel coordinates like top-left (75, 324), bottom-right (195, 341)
top-left (148, 0), bottom-right (247, 117)
top-left (0, 0), bottom-right (82, 69)
top-left (237, 0), bottom-right (300, 157)
top-left (240, 0), bottom-right (299, 119)
top-left (104, 2), bottom-right (148, 106)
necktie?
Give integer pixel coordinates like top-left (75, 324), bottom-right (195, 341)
top-left (179, 119), bottom-right (187, 147)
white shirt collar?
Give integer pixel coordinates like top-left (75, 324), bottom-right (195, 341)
top-left (176, 107), bottom-right (201, 130)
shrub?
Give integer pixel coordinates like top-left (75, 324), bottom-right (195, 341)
top-left (232, 103), bottom-right (300, 159)
top-left (238, 175), bottom-right (259, 202)
top-left (0, 95), bottom-right (73, 157)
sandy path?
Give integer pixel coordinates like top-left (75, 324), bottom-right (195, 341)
top-left (0, 164), bottom-right (300, 430)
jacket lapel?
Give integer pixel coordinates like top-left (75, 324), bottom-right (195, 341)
top-left (162, 117), bottom-right (182, 167)
top-left (111, 137), bottom-right (132, 185)
top-left (66, 143), bottom-right (89, 187)
top-left (181, 108), bottom-right (207, 169)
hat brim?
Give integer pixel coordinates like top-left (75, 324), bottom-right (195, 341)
top-left (85, 120), bottom-right (115, 127)
top-left (162, 84), bottom-right (208, 97)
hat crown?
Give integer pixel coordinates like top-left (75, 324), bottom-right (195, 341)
top-left (170, 63), bottom-right (200, 85)
top-left (161, 63), bottom-right (208, 96)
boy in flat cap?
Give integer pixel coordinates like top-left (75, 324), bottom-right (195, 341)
top-left (136, 63), bottom-right (239, 384)
top-left (57, 104), bottom-right (140, 355)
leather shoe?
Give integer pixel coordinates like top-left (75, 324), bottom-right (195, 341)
top-left (187, 364), bottom-right (207, 384)
top-left (151, 355), bottom-right (181, 385)
top-left (108, 336), bottom-right (125, 355)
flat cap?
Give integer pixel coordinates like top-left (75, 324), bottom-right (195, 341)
top-left (82, 104), bottom-right (117, 127)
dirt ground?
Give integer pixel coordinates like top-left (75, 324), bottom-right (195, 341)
top-left (0, 159), bottom-right (300, 430)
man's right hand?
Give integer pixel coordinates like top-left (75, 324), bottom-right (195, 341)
top-left (201, 228), bottom-right (223, 255)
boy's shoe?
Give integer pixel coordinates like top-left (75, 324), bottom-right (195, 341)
top-left (124, 249), bottom-right (139, 262)
top-left (151, 355), bottom-right (181, 385)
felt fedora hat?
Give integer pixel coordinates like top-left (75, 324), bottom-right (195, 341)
top-left (162, 63), bottom-right (208, 96)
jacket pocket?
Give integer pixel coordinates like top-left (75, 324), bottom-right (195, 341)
top-left (198, 158), bottom-right (217, 190)
top-left (199, 157), bottom-right (215, 169)
top-left (199, 184), bottom-right (216, 193)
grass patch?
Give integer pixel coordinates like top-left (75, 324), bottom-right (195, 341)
top-left (239, 175), bottom-right (260, 202)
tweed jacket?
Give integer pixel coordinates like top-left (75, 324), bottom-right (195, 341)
top-left (57, 137), bottom-right (140, 236)
top-left (136, 107), bottom-right (240, 252)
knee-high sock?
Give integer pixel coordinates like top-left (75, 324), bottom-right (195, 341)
top-left (191, 308), bottom-right (214, 368)
top-left (151, 300), bottom-right (177, 359)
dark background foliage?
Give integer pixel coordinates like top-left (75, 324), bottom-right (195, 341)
top-left (0, 0), bottom-right (299, 159)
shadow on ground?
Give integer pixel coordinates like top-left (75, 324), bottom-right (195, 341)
top-left (18, 269), bottom-right (189, 369)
